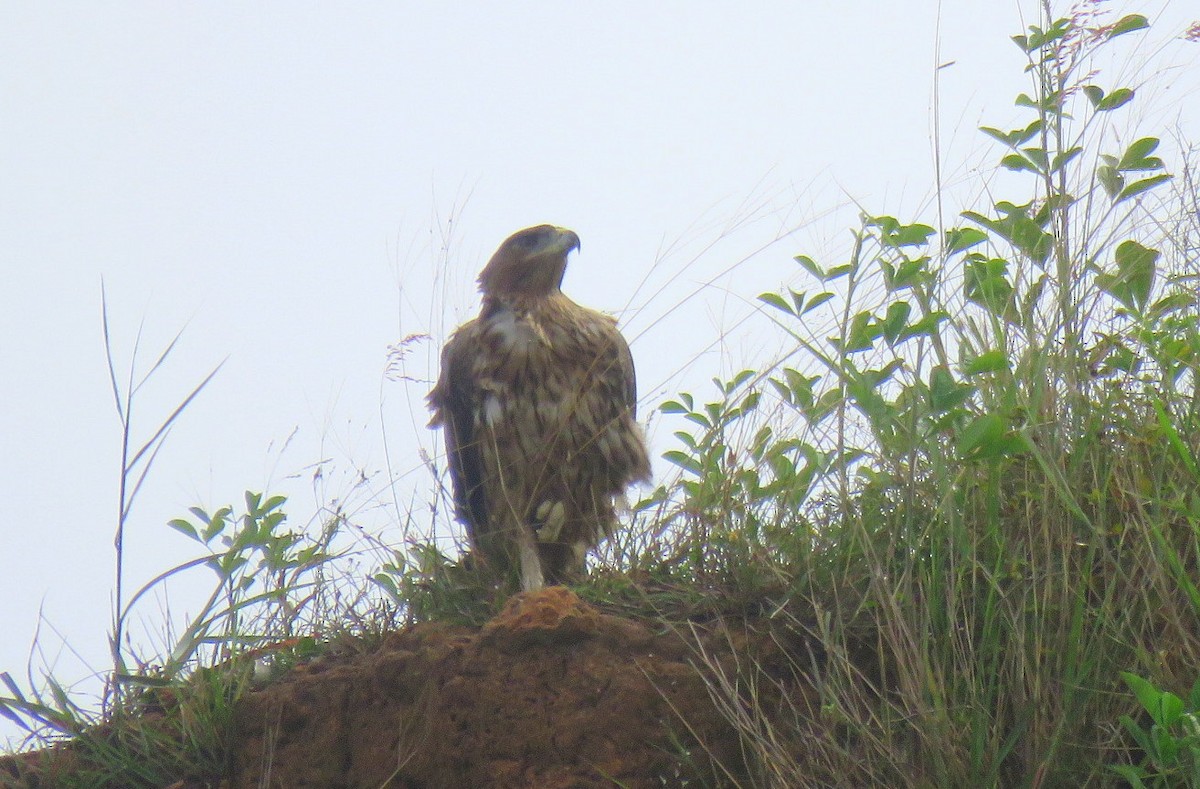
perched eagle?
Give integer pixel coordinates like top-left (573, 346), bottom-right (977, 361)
top-left (428, 225), bottom-right (651, 591)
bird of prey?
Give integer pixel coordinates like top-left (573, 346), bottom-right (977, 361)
top-left (428, 224), bottom-right (651, 591)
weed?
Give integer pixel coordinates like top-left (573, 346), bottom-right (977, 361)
top-left (1114, 672), bottom-right (1200, 787)
top-left (646, 4), bottom-right (1200, 786)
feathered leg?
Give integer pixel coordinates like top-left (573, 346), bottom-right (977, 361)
top-left (516, 523), bottom-right (545, 591)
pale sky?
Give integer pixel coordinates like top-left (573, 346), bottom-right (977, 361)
top-left (2, 2), bottom-right (1196, 747)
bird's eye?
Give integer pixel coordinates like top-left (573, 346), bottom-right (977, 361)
top-left (518, 230), bottom-right (545, 248)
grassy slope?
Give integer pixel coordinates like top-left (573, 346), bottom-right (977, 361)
top-left (5, 6), bottom-right (1200, 788)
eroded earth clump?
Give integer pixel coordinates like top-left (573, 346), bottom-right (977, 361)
top-left (4, 588), bottom-right (827, 788)
top-left (229, 587), bottom-right (750, 788)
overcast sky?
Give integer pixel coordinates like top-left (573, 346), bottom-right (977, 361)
top-left (2, 2), bottom-right (1197, 748)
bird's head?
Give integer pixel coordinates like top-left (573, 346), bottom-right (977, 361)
top-left (477, 224), bottom-right (581, 299)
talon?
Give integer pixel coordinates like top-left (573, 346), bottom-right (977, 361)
top-left (534, 500), bottom-right (566, 542)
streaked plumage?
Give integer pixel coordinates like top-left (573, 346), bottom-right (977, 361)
top-left (428, 225), bottom-right (651, 591)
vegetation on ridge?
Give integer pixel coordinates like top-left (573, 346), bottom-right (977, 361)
top-left (4, 4), bottom-right (1200, 787)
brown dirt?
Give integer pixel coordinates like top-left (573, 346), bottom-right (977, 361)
top-left (2, 588), bottom-right (826, 788)
top-left (229, 587), bottom-right (760, 788)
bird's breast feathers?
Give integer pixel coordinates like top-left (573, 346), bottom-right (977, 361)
top-left (456, 300), bottom-right (623, 434)
top-left (485, 303), bottom-right (548, 355)
top-left (477, 301), bottom-right (615, 373)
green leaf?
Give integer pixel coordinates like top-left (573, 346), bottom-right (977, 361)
top-left (1098, 87), bottom-right (1134, 111)
top-left (1098, 240), bottom-right (1158, 312)
top-left (1011, 218), bottom-right (1053, 264)
top-left (758, 292), bottom-right (793, 315)
top-left (788, 288), bottom-right (807, 313)
top-left (1033, 193), bottom-right (1075, 225)
top-left (981, 120), bottom-right (1043, 148)
top-left (1117, 174), bottom-right (1172, 203)
top-left (672, 430), bottom-right (697, 450)
top-left (1098, 164), bottom-right (1123, 197)
top-left (1020, 146), bottom-right (1049, 171)
top-left (802, 291), bottom-right (835, 315)
top-left (794, 254), bottom-right (824, 280)
top-left (1120, 711), bottom-right (1154, 755)
top-left (1050, 146), bottom-right (1083, 173)
top-left (892, 223), bottom-right (936, 247)
top-left (963, 350), bottom-right (1010, 376)
top-left (881, 301), bottom-right (911, 345)
top-left (844, 310), bottom-right (879, 353)
top-left (929, 365), bottom-right (973, 414)
top-left (660, 400), bottom-right (689, 415)
top-left (980, 125), bottom-right (1012, 145)
top-left (662, 450), bottom-right (701, 475)
top-left (957, 413), bottom-right (1005, 455)
top-left (1001, 153), bottom-right (1038, 173)
top-left (1012, 21), bottom-right (1069, 54)
top-left (945, 227), bottom-right (988, 254)
top-left (1152, 725), bottom-right (1178, 764)
top-left (1106, 14), bottom-right (1149, 40)
top-left (965, 256), bottom-right (1015, 317)
top-left (1123, 672), bottom-right (1163, 718)
top-left (168, 518), bottom-right (198, 541)
top-left (1151, 292), bottom-right (1197, 319)
top-left (1108, 764), bottom-right (1149, 786)
top-left (882, 257), bottom-right (930, 293)
top-left (962, 208), bottom-right (1052, 264)
top-left (958, 413), bottom-right (1028, 460)
top-left (1157, 691), bottom-right (1185, 727)
top-left (1119, 137), bottom-right (1164, 171)
top-left (896, 311), bottom-right (949, 343)
top-left (731, 369), bottom-right (756, 389)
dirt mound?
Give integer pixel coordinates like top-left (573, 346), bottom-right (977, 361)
top-left (4, 588), bottom-right (826, 788)
top-left (230, 587), bottom-right (752, 788)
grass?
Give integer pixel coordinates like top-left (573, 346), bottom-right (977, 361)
top-left (627, 6), bottom-right (1200, 785)
top-left (4, 3), bottom-right (1200, 787)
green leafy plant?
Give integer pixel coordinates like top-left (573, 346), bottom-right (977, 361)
top-left (650, 5), bottom-right (1200, 785)
top-left (372, 539), bottom-right (502, 626)
top-left (1, 303), bottom-right (345, 785)
top-left (161, 490), bottom-right (339, 673)
top-left (99, 287), bottom-right (225, 708)
top-left (0, 490), bottom-right (341, 785)
top-left (1113, 672), bottom-right (1200, 788)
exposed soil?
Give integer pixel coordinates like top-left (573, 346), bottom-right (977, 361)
top-left (2, 588), bottom-right (827, 788)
